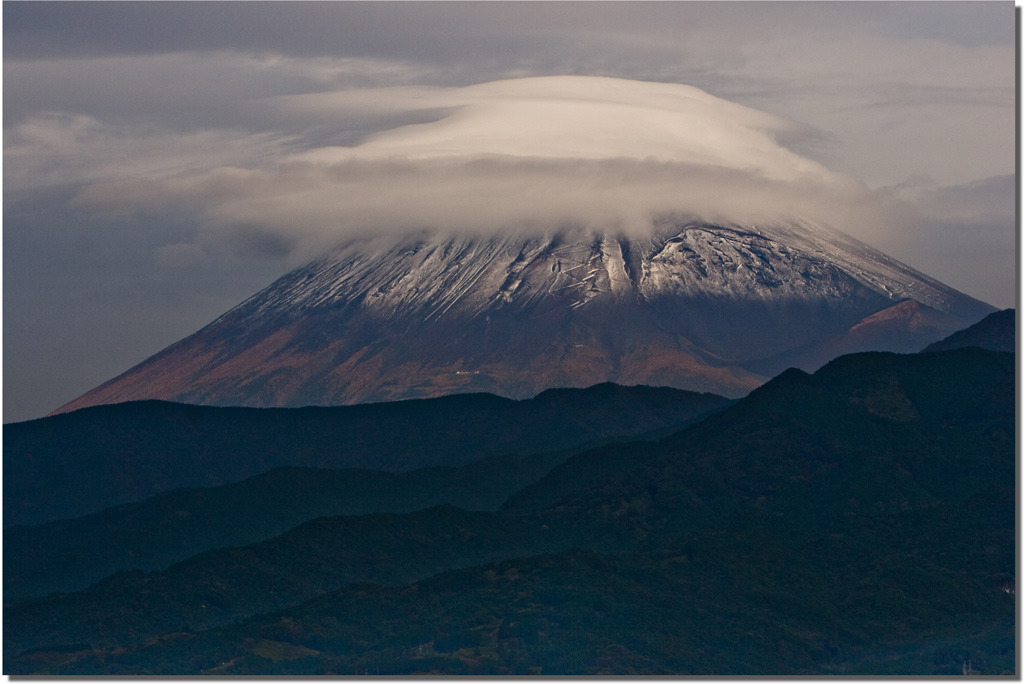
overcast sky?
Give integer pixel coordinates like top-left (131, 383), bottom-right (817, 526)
top-left (4, 1), bottom-right (1017, 423)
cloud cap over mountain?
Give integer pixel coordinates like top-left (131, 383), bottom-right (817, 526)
top-left (74, 76), bottom-right (873, 261)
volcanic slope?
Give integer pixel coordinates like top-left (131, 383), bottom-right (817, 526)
top-left (57, 219), bottom-right (994, 412)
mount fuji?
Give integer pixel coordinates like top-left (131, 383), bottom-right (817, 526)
top-left (56, 217), bottom-right (993, 413)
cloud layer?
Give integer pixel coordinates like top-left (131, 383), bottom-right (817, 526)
top-left (72, 76), bottom-right (878, 261)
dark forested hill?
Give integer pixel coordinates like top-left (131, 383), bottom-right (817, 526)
top-left (4, 507), bottom-right (572, 659)
top-left (922, 307), bottom-right (1015, 353)
top-left (5, 452), bottom-right (571, 601)
top-left (541, 347), bottom-right (1015, 551)
top-left (5, 383), bottom-right (729, 526)
top-left (5, 347), bottom-right (1014, 675)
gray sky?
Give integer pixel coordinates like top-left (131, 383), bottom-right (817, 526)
top-left (4, 1), bottom-right (1017, 422)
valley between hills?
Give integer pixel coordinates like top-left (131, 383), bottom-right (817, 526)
top-left (3, 310), bottom-right (1015, 675)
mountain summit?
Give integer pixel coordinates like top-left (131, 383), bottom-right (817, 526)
top-left (56, 218), bottom-right (993, 413)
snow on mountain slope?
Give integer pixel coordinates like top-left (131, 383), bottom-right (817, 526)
top-left (55, 219), bottom-right (994, 414)
top-left (221, 218), bottom-right (972, 321)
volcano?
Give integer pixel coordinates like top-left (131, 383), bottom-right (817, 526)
top-left (55, 217), bottom-right (994, 413)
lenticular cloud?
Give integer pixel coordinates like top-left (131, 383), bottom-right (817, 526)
top-left (75, 76), bottom-right (875, 258)
top-left (293, 77), bottom-right (832, 181)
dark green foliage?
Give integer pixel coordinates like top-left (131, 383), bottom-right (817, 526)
top-left (4, 384), bottom-right (730, 526)
top-left (4, 349), bottom-right (1015, 675)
